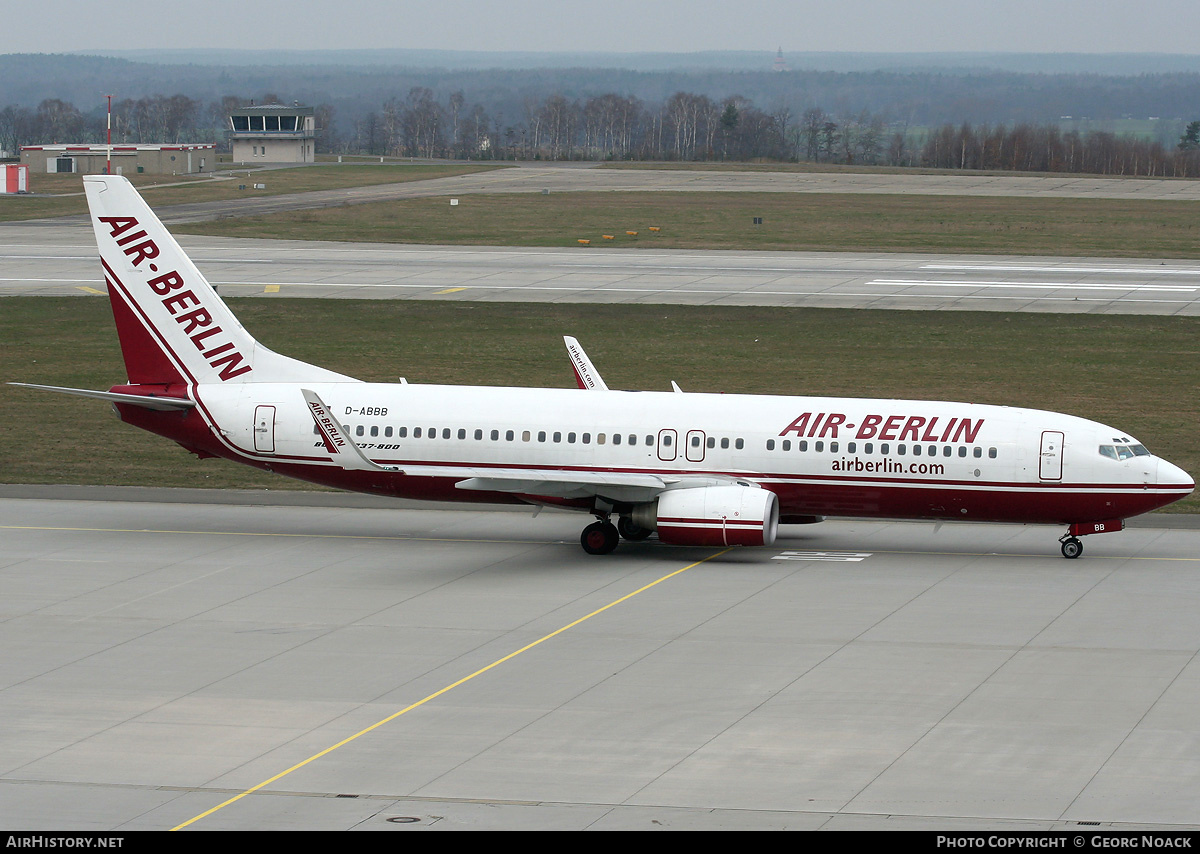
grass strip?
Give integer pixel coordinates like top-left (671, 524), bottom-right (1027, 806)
top-left (177, 191), bottom-right (1200, 258)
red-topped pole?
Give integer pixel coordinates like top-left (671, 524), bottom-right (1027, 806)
top-left (105, 95), bottom-right (112, 174)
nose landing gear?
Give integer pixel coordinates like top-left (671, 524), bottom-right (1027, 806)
top-left (1059, 518), bottom-right (1124, 559)
top-left (1059, 534), bottom-right (1084, 559)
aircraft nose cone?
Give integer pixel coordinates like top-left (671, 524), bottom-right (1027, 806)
top-left (1157, 459), bottom-right (1195, 494)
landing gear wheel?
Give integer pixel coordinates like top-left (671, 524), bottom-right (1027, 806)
top-left (581, 520), bottom-right (619, 555)
top-left (617, 516), bottom-right (652, 541)
top-left (1060, 537), bottom-right (1083, 559)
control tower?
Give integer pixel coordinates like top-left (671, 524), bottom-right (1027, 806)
top-left (228, 103), bottom-right (315, 163)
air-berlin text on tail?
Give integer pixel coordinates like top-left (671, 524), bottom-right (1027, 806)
top-left (98, 215), bottom-right (252, 381)
top-left (781, 412), bottom-right (985, 443)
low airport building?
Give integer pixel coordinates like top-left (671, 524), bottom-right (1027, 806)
top-left (20, 144), bottom-right (217, 176)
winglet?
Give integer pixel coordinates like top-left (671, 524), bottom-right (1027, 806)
top-left (301, 388), bottom-right (396, 471)
top-left (564, 336), bottom-right (608, 391)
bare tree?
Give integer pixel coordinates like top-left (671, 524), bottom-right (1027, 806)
top-left (402, 87), bottom-right (443, 158)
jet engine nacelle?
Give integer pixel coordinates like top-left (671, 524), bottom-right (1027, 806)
top-left (632, 484), bottom-right (780, 547)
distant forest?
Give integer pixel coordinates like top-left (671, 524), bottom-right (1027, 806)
top-left (3, 52), bottom-right (1200, 176)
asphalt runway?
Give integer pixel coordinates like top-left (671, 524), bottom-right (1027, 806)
top-left (2, 489), bottom-right (1199, 831)
top-left (4, 222), bottom-right (1200, 315)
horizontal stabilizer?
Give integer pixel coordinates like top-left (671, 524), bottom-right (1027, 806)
top-left (9, 382), bottom-right (195, 411)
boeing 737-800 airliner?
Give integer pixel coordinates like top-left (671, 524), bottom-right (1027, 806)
top-left (13, 176), bottom-right (1194, 557)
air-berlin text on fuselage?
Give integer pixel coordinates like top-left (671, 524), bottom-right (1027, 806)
top-left (781, 412), bottom-right (985, 443)
top-left (98, 215), bottom-right (252, 380)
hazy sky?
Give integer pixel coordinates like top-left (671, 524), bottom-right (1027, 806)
top-left (7, 0), bottom-right (1200, 55)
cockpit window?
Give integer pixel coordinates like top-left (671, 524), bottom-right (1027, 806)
top-left (1099, 443), bottom-right (1151, 460)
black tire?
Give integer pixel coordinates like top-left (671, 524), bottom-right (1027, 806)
top-left (581, 520), bottom-right (619, 555)
top-left (1061, 537), bottom-right (1083, 559)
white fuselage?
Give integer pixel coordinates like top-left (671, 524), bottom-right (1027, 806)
top-left (159, 380), bottom-right (1190, 526)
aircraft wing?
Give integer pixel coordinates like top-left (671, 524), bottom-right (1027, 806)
top-left (453, 470), bottom-right (670, 502)
top-left (9, 383), bottom-right (196, 411)
top-left (451, 470), bottom-right (750, 503)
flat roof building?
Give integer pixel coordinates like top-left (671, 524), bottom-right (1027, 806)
top-left (228, 103), bottom-right (316, 164)
top-left (20, 144), bottom-right (216, 175)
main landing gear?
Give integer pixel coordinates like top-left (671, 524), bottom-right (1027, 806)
top-left (580, 514), bottom-right (654, 555)
top-left (581, 520), bottom-right (619, 555)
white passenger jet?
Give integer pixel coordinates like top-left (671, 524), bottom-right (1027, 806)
top-left (12, 176), bottom-right (1194, 558)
